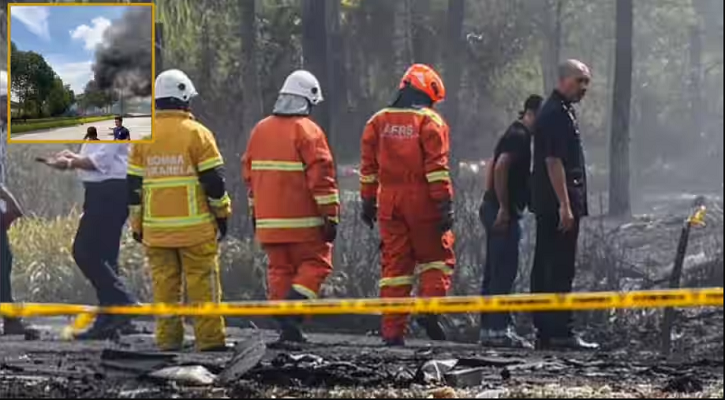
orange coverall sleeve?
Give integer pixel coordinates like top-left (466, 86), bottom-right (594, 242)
top-left (297, 124), bottom-right (340, 222)
top-left (420, 115), bottom-right (453, 203)
top-left (359, 119), bottom-right (379, 201)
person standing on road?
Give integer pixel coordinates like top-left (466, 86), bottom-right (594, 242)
top-left (479, 94), bottom-right (542, 349)
top-left (113, 116), bottom-right (131, 140)
top-left (242, 70), bottom-right (339, 344)
top-left (359, 64), bottom-right (455, 346)
top-left (128, 69), bottom-right (231, 352)
top-left (530, 59), bottom-right (598, 350)
top-left (0, 70), bottom-right (40, 338)
top-left (41, 136), bottom-right (139, 340)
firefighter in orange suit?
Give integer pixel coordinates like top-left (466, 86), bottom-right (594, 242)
top-left (359, 64), bottom-right (455, 346)
top-left (127, 69), bottom-right (232, 352)
top-left (242, 70), bottom-right (339, 343)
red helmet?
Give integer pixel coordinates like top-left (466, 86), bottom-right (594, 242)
top-left (398, 64), bottom-right (446, 103)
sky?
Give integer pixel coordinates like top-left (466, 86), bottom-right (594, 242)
top-left (10, 5), bottom-right (140, 98)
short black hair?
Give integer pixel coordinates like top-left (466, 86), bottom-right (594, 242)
top-left (115, 116), bottom-right (123, 122)
top-left (524, 95), bottom-right (544, 113)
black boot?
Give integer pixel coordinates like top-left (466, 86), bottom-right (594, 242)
top-left (416, 315), bottom-right (446, 341)
top-left (2, 318), bottom-right (41, 340)
top-left (274, 289), bottom-right (309, 344)
top-left (74, 314), bottom-right (130, 340)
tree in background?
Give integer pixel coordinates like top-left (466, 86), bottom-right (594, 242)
top-left (10, 41), bottom-right (76, 118)
top-left (608, 0), bottom-right (634, 217)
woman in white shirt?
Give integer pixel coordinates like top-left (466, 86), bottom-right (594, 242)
top-left (42, 136), bottom-right (138, 340)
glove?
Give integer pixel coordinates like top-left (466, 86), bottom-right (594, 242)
top-left (216, 218), bottom-right (228, 242)
top-left (251, 216), bottom-right (256, 233)
top-left (438, 200), bottom-right (454, 233)
top-left (361, 198), bottom-right (377, 229)
top-left (132, 232), bottom-right (143, 244)
top-left (322, 217), bottom-right (337, 243)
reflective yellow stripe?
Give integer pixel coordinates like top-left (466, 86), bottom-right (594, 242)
top-left (143, 213), bottom-right (215, 228)
top-left (379, 275), bottom-right (415, 288)
top-left (328, 215), bottom-right (340, 224)
top-left (426, 170), bottom-right (450, 183)
top-left (127, 164), bottom-right (145, 177)
top-left (417, 261), bottom-right (453, 276)
top-left (209, 193), bottom-right (231, 208)
top-left (198, 157), bottom-right (224, 172)
top-left (143, 176), bottom-right (199, 187)
top-left (315, 192), bottom-right (340, 205)
top-left (369, 108), bottom-right (444, 127)
top-left (129, 205), bottom-right (141, 216)
top-left (292, 284), bottom-right (318, 299)
top-left (256, 217), bottom-right (324, 229)
top-left (360, 174), bottom-right (378, 184)
top-left (251, 160), bottom-right (305, 171)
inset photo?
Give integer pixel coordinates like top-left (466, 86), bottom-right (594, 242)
top-left (6, 2), bottom-right (154, 143)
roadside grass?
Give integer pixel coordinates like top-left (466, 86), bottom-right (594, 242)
top-left (10, 116), bottom-right (116, 135)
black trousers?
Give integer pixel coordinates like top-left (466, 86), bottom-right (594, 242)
top-left (72, 179), bottom-right (136, 306)
top-left (0, 214), bottom-right (13, 304)
top-left (480, 200), bottom-right (522, 330)
top-left (530, 213), bottom-right (580, 339)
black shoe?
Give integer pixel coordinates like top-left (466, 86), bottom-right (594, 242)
top-left (536, 335), bottom-right (600, 351)
top-left (74, 315), bottom-right (129, 340)
top-left (383, 337), bottom-right (405, 346)
top-left (416, 316), bottom-right (446, 341)
top-left (2, 318), bottom-right (41, 340)
top-left (480, 328), bottom-right (534, 349)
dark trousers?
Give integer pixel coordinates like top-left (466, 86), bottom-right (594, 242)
top-left (0, 215), bottom-right (13, 304)
top-left (479, 201), bottom-right (522, 330)
top-left (530, 213), bottom-right (579, 339)
top-left (72, 179), bottom-right (136, 306)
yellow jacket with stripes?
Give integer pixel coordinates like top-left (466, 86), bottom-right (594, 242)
top-left (242, 115), bottom-right (340, 244)
top-left (127, 110), bottom-right (231, 248)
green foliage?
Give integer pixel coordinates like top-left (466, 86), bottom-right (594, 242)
top-left (10, 116), bottom-right (116, 134)
top-left (10, 42), bottom-right (75, 118)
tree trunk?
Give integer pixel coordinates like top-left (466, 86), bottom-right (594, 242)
top-left (0, 0), bottom-right (7, 66)
top-left (325, 0), bottom-right (347, 157)
top-left (392, 0), bottom-right (414, 74)
top-left (155, 22), bottom-right (164, 75)
top-left (540, 0), bottom-right (563, 94)
top-left (608, 0), bottom-right (633, 217)
top-left (302, 0), bottom-right (331, 136)
top-left (237, 0), bottom-right (263, 234)
top-left (412, 0), bottom-right (435, 65)
top-left (443, 0), bottom-right (464, 174)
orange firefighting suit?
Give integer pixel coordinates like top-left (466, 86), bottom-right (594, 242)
top-left (242, 115), bottom-right (339, 301)
top-left (360, 106), bottom-right (455, 341)
top-left (127, 110), bottom-right (232, 351)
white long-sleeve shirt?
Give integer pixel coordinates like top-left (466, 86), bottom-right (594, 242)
top-left (77, 142), bottom-right (130, 182)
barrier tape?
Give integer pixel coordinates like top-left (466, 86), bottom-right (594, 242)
top-left (1, 288), bottom-right (722, 319)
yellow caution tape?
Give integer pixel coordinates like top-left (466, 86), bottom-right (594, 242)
top-left (1, 288), bottom-right (722, 319)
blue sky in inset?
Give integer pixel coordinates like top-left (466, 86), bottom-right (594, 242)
top-left (10, 5), bottom-right (131, 95)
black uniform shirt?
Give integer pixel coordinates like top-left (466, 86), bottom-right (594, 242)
top-left (484, 120), bottom-right (532, 216)
top-left (532, 90), bottom-right (588, 217)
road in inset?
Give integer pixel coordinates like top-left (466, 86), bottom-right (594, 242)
top-left (10, 117), bottom-right (152, 142)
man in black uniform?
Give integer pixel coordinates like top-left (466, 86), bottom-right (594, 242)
top-left (479, 94), bottom-right (542, 349)
top-left (531, 59), bottom-right (598, 350)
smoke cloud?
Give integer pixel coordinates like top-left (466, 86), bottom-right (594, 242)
top-left (91, 7), bottom-right (153, 97)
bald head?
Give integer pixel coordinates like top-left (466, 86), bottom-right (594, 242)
top-left (556, 59), bottom-right (591, 103)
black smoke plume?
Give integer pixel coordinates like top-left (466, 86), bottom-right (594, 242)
top-left (92, 7), bottom-right (153, 97)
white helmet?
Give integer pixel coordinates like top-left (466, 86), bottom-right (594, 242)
top-left (155, 69), bottom-right (197, 102)
top-left (279, 70), bottom-right (323, 105)
top-left (0, 70), bottom-right (7, 98)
